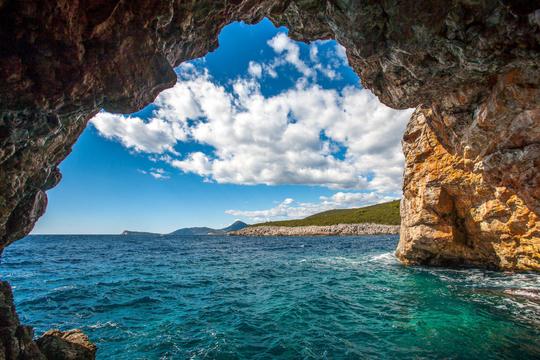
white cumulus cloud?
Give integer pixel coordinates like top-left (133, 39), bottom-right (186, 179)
top-left (91, 113), bottom-right (183, 154)
top-left (248, 61), bottom-right (263, 78)
top-left (267, 33), bottom-right (314, 78)
top-left (90, 35), bottom-right (413, 197)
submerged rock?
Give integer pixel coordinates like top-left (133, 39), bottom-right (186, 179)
top-left (37, 330), bottom-right (96, 360)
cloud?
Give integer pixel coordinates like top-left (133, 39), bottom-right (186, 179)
top-left (138, 168), bottom-right (170, 180)
top-left (225, 192), bottom-right (397, 222)
top-left (89, 75), bottom-right (203, 154)
top-left (335, 43), bottom-right (347, 63)
top-left (248, 61), bottom-right (262, 78)
top-left (169, 69), bottom-right (411, 192)
top-left (309, 44), bottom-right (318, 62)
top-left (170, 152), bottom-right (212, 177)
top-left (267, 33), bottom-right (314, 78)
top-left (263, 33), bottom-right (344, 81)
top-left (90, 34), bottom-right (413, 195)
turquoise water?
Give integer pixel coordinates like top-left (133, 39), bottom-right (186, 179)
top-left (1, 235), bottom-right (539, 359)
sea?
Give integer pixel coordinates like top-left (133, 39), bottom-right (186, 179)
top-left (1, 234), bottom-right (539, 359)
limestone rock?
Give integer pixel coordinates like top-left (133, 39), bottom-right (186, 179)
top-left (36, 330), bottom-right (96, 360)
top-left (397, 106), bottom-right (540, 270)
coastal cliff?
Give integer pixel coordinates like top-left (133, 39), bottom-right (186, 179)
top-left (397, 105), bottom-right (540, 270)
top-left (231, 223), bottom-right (399, 236)
top-left (0, 1), bottom-right (539, 358)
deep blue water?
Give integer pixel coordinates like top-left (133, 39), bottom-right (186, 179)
top-left (1, 235), bottom-right (539, 359)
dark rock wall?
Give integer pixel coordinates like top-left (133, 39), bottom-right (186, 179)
top-left (0, 280), bottom-right (45, 359)
top-left (0, 0), bottom-right (539, 358)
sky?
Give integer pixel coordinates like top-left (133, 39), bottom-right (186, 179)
top-left (32, 19), bottom-right (413, 234)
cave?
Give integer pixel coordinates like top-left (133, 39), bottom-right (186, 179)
top-left (0, 0), bottom-right (539, 358)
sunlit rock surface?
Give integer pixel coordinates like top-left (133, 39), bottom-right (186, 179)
top-left (397, 105), bottom-right (540, 270)
top-left (0, 1), bottom-right (539, 357)
top-left (37, 329), bottom-right (97, 360)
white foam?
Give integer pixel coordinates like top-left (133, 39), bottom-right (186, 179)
top-left (87, 321), bottom-right (119, 329)
top-left (368, 252), bottom-right (397, 264)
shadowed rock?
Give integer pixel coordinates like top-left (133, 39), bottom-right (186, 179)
top-left (0, 280), bottom-right (46, 359)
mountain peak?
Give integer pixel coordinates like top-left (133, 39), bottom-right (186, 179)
top-left (221, 221), bottom-right (248, 232)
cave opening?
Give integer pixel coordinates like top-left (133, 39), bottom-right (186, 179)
top-left (1, 1), bottom-right (539, 358)
top-left (2, 18), bottom-right (414, 358)
top-left (31, 18), bottom-right (411, 235)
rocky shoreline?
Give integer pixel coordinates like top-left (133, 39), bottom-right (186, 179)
top-left (230, 223), bottom-right (400, 236)
top-left (0, 280), bottom-right (96, 359)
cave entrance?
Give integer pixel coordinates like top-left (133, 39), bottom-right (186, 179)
top-left (32, 19), bottom-right (412, 235)
top-left (2, 18), bottom-right (413, 359)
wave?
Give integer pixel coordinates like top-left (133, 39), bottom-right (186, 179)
top-left (503, 288), bottom-right (540, 302)
top-left (86, 321), bottom-right (120, 330)
top-left (368, 252), bottom-right (398, 265)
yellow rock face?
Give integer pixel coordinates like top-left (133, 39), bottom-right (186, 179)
top-left (397, 107), bottom-right (540, 270)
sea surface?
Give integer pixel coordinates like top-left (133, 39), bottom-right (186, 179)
top-left (1, 235), bottom-right (539, 359)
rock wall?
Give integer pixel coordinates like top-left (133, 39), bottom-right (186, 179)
top-left (397, 105), bottom-right (539, 270)
top-left (231, 223), bottom-right (400, 236)
top-left (0, 1), bottom-right (539, 357)
top-left (0, 281), bottom-right (45, 359)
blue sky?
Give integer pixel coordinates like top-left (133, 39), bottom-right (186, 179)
top-left (33, 19), bottom-right (412, 234)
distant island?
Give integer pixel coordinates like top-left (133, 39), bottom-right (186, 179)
top-left (231, 200), bottom-right (400, 236)
top-left (121, 221), bottom-right (249, 236)
top-left (120, 230), bottom-right (161, 236)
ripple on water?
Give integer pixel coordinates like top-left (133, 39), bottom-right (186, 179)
top-left (1, 234), bottom-right (539, 359)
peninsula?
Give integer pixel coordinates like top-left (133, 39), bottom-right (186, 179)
top-left (231, 200), bottom-right (400, 236)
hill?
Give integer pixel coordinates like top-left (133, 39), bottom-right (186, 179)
top-left (252, 200), bottom-right (400, 227)
top-left (168, 227), bottom-right (220, 236)
top-left (122, 221), bottom-right (249, 236)
top-left (221, 221), bottom-right (249, 232)
top-left (169, 221), bottom-right (248, 235)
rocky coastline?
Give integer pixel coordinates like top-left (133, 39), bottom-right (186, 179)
top-left (230, 223), bottom-right (400, 236)
top-left (0, 280), bottom-right (96, 359)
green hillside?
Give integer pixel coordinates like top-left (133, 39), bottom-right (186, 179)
top-left (253, 200), bottom-right (401, 227)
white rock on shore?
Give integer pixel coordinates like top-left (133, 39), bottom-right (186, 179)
top-left (229, 223), bottom-right (400, 236)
